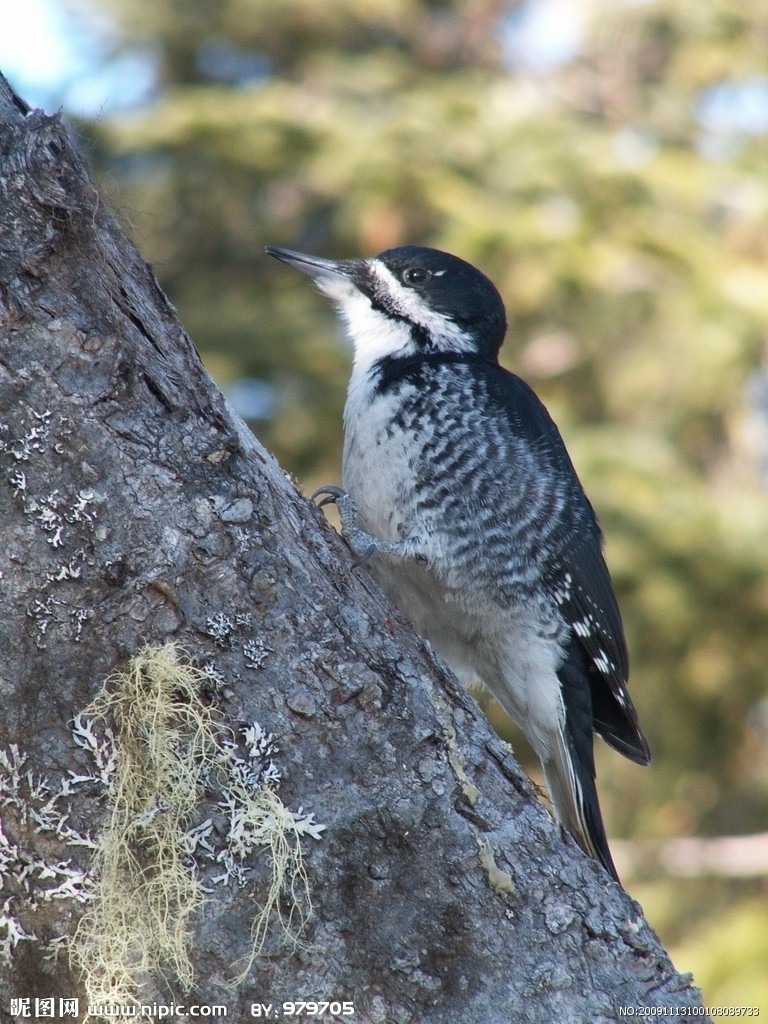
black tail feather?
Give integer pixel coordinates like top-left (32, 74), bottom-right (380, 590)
top-left (553, 641), bottom-right (620, 881)
top-left (591, 676), bottom-right (651, 766)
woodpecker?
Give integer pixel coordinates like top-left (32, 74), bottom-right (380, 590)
top-left (266, 243), bottom-right (650, 880)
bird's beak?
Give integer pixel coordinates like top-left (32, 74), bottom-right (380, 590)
top-left (265, 246), bottom-right (360, 297)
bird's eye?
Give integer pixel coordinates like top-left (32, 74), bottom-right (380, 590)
top-left (403, 267), bottom-right (431, 286)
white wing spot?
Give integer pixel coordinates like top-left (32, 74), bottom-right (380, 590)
top-left (573, 616), bottom-right (595, 638)
top-left (552, 572), bottom-right (573, 606)
top-left (593, 650), bottom-right (614, 675)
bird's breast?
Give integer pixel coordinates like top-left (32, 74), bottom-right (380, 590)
top-left (342, 380), bottom-right (420, 542)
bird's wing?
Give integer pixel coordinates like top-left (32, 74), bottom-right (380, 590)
top-left (488, 364), bottom-right (650, 766)
top-left (550, 525), bottom-right (650, 765)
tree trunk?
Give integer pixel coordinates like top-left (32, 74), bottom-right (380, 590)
top-left (0, 73), bottom-right (705, 1023)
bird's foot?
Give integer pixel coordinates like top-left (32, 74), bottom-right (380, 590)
top-left (312, 485), bottom-right (383, 565)
top-left (313, 485), bottom-right (429, 566)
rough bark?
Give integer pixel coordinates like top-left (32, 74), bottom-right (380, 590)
top-left (0, 73), bottom-right (705, 1023)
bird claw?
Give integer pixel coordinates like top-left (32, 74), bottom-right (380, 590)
top-left (312, 484), bottom-right (371, 560)
top-left (312, 485), bottom-right (358, 530)
top-left (311, 481), bottom-right (415, 565)
top-left (312, 484), bottom-right (348, 509)
top-left (313, 485), bottom-right (424, 566)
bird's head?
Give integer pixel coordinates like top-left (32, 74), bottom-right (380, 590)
top-left (266, 244), bottom-right (507, 370)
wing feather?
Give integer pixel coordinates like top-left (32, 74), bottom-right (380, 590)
top-left (487, 364), bottom-right (650, 766)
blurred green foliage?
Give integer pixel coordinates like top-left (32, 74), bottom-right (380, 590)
top-left (71, 0), bottom-right (768, 1004)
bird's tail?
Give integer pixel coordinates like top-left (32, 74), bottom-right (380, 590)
top-left (542, 729), bottom-right (618, 882)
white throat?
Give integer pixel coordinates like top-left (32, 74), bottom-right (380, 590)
top-left (319, 259), bottom-right (475, 379)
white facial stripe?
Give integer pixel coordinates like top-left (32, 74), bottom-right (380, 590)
top-left (318, 257), bottom-right (476, 380)
top-left (369, 261), bottom-right (475, 353)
